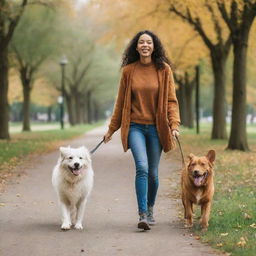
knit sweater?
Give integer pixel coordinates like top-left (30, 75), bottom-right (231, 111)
top-left (131, 61), bottom-right (159, 124)
top-left (108, 61), bottom-right (180, 153)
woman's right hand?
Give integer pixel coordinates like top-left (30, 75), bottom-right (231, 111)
top-left (103, 130), bottom-right (112, 143)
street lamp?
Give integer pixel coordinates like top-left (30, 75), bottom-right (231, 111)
top-left (59, 55), bottom-right (68, 129)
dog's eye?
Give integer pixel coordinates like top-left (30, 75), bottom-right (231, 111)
top-left (69, 157), bottom-right (73, 160)
top-left (79, 157), bottom-right (83, 159)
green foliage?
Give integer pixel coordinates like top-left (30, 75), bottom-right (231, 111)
top-left (46, 11), bottom-right (120, 113)
top-left (10, 5), bottom-right (60, 71)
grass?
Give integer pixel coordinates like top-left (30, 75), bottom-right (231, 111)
top-left (0, 121), bottom-right (103, 174)
top-left (176, 123), bottom-right (256, 256)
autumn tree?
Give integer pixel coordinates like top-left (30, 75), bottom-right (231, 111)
top-left (10, 6), bottom-right (59, 131)
top-left (175, 71), bottom-right (196, 128)
top-left (0, 0), bottom-right (28, 139)
top-left (169, 0), bottom-right (232, 140)
top-left (87, 0), bottom-right (225, 133)
top-left (46, 10), bottom-right (120, 126)
top-left (217, 0), bottom-right (256, 151)
top-left (0, 0), bottom-right (60, 138)
top-left (62, 42), bottom-right (120, 125)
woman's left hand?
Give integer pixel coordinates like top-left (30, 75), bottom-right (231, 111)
top-left (172, 129), bottom-right (180, 138)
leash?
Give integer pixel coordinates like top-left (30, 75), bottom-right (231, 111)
top-left (90, 139), bottom-right (104, 155)
top-left (175, 135), bottom-right (185, 167)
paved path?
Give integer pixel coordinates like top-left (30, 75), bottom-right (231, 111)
top-left (0, 125), bottom-right (220, 256)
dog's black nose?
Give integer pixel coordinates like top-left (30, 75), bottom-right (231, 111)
top-left (193, 170), bottom-right (200, 176)
top-left (74, 162), bottom-right (80, 168)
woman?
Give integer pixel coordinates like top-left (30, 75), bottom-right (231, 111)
top-left (103, 30), bottom-right (180, 230)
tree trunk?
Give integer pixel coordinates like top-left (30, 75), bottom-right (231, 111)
top-left (79, 100), bottom-right (86, 124)
top-left (87, 90), bottom-right (92, 124)
top-left (75, 93), bottom-right (82, 124)
top-left (177, 82), bottom-right (188, 126)
top-left (227, 38), bottom-right (249, 151)
top-left (184, 72), bottom-right (194, 128)
top-left (83, 100), bottom-right (88, 124)
top-left (93, 100), bottom-right (99, 122)
top-left (211, 54), bottom-right (228, 139)
top-left (251, 106), bottom-right (255, 124)
top-left (0, 47), bottom-right (10, 139)
top-left (66, 94), bottom-right (76, 126)
top-left (47, 106), bottom-right (52, 122)
top-left (185, 86), bottom-right (194, 128)
top-left (22, 82), bottom-right (31, 131)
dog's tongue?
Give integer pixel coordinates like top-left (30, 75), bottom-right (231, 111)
top-left (72, 169), bottom-right (81, 176)
top-left (194, 176), bottom-right (204, 186)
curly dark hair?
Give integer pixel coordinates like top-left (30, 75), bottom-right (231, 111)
top-left (121, 30), bottom-right (173, 70)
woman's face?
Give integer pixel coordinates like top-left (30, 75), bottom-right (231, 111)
top-left (136, 33), bottom-right (154, 58)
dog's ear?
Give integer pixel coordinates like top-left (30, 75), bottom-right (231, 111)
top-left (60, 147), bottom-right (69, 158)
top-left (188, 153), bottom-right (195, 161)
top-left (206, 150), bottom-right (215, 163)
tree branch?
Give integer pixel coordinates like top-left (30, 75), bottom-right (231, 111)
top-left (205, 0), bottom-right (223, 45)
top-left (172, 34), bottom-right (198, 68)
top-left (27, 0), bottom-right (55, 9)
top-left (4, 0), bottom-right (28, 48)
top-left (76, 61), bottom-right (93, 92)
top-left (217, 0), bottom-right (235, 32)
top-left (11, 45), bottom-right (25, 68)
top-left (169, 4), bottom-right (214, 51)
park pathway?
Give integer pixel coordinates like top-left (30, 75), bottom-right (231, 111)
top-left (0, 125), bottom-right (220, 256)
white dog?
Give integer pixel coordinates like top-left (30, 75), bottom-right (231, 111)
top-left (52, 146), bottom-right (94, 230)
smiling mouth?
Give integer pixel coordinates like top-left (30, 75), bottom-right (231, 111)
top-left (193, 173), bottom-right (207, 187)
top-left (68, 166), bottom-right (81, 176)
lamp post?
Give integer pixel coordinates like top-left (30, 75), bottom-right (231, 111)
top-left (59, 55), bottom-right (68, 129)
top-left (195, 65), bottom-right (200, 134)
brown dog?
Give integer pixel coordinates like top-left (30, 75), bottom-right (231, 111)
top-left (181, 150), bottom-right (215, 231)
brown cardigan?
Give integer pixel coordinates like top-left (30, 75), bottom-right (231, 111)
top-left (108, 61), bottom-right (180, 153)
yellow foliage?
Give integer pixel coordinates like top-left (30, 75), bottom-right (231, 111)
top-left (31, 78), bottom-right (59, 106)
top-left (8, 68), bottom-right (59, 106)
top-left (8, 69), bottom-right (22, 103)
top-left (86, 0), bottom-right (207, 70)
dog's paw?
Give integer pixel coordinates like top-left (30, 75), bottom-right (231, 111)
top-left (201, 227), bottom-right (208, 232)
top-left (74, 223), bottom-right (83, 230)
top-left (184, 220), bottom-right (193, 228)
top-left (61, 223), bottom-right (71, 230)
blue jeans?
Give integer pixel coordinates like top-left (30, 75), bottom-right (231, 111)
top-left (128, 122), bottom-right (162, 214)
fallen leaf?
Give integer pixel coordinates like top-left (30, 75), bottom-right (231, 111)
top-left (216, 243), bottom-right (223, 247)
top-left (236, 223), bottom-right (242, 228)
top-left (244, 213), bottom-right (252, 220)
top-left (194, 236), bottom-right (200, 240)
top-left (249, 223), bottom-right (256, 228)
top-left (237, 237), bottom-right (246, 247)
top-left (220, 233), bottom-right (229, 237)
top-left (0, 203), bottom-right (5, 207)
top-left (16, 193), bottom-right (21, 197)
